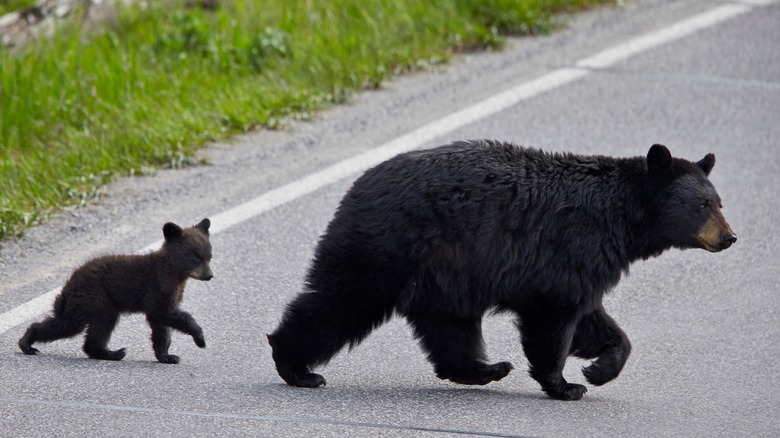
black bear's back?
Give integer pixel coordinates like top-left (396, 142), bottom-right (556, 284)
top-left (307, 140), bottom-right (636, 313)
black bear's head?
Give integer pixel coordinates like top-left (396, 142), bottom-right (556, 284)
top-left (647, 145), bottom-right (737, 253)
top-left (162, 218), bottom-right (214, 281)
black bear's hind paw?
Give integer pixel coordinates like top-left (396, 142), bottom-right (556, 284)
top-left (18, 339), bottom-right (39, 355)
top-left (283, 372), bottom-right (326, 388)
top-left (156, 354), bottom-right (180, 364)
top-left (545, 383), bottom-right (587, 401)
top-left (86, 347), bottom-right (126, 361)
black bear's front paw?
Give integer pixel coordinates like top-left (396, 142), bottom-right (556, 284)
top-left (545, 383), bottom-right (587, 401)
top-left (156, 354), bottom-right (180, 364)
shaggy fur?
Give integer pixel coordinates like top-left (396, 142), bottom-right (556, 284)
top-left (19, 219), bottom-right (213, 364)
top-left (268, 141), bottom-right (736, 400)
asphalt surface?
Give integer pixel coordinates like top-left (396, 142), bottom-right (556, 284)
top-left (1, 0), bottom-right (779, 436)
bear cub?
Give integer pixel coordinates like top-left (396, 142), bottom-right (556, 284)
top-left (19, 218), bottom-right (213, 364)
top-left (268, 142), bottom-right (737, 400)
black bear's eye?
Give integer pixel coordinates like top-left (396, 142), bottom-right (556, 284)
top-left (699, 199), bottom-right (713, 210)
top-left (192, 254), bottom-right (202, 262)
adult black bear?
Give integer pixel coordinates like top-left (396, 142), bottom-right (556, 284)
top-left (268, 142), bottom-right (736, 400)
top-left (19, 219), bottom-right (213, 364)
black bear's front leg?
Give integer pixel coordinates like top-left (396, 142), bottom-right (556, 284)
top-left (516, 303), bottom-right (586, 400)
top-left (570, 305), bottom-right (631, 386)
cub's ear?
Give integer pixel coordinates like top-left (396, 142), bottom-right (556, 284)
top-left (163, 222), bottom-right (183, 241)
top-left (647, 144), bottom-right (673, 178)
top-left (195, 218), bottom-right (211, 235)
top-left (696, 153), bottom-right (715, 176)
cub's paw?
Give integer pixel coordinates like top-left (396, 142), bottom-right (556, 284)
top-left (105, 348), bottom-right (127, 361)
top-left (193, 334), bottom-right (206, 349)
top-left (156, 354), bottom-right (180, 364)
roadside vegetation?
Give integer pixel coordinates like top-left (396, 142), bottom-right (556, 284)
top-left (0, 0), bottom-right (39, 16)
top-left (0, 0), bottom-right (606, 241)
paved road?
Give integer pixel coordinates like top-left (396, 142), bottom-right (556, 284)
top-left (1, 0), bottom-right (778, 436)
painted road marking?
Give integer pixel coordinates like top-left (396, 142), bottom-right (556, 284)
top-left (0, 0), bottom-right (773, 336)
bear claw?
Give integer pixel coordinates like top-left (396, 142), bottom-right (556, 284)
top-left (157, 354), bottom-right (180, 364)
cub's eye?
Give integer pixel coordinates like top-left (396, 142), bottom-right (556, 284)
top-left (699, 199), bottom-right (713, 210)
top-left (192, 254), bottom-right (202, 262)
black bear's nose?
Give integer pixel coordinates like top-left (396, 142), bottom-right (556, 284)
top-left (722, 232), bottom-right (737, 247)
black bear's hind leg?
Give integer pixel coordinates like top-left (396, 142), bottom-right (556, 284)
top-left (266, 335), bottom-right (326, 388)
top-left (83, 313), bottom-right (125, 361)
top-left (150, 324), bottom-right (179, 364)
top-left (19, 316), bottom-right (86, 355)
top-left (407, 312), bottom-right (513, 385)
top-left (570, 306), bottom-right (631, 386)
top-left (268, 283), bottom-right (396, 388)
top-left (517, 303), bottom-right (586, 401)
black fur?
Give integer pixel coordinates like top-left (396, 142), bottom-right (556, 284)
top-left (19, 219), bottom-right (213, 364)
top-left (268, 141), bottom-right (736, 400)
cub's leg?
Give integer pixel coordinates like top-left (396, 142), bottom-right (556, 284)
top-left (83, 311), bottom-right (125, 361)
top-left (569, 305), bottom-right (631, 386)
top-left (149, 324), bottom-right (178, 364)
top-left (18, 316), bottom-right (86, 355)
top-left (148, 310), bottom-right (206, 349)
top-left (516, 302), bottom-right (586, 400)
top-left (406, 312), bottom-right (513, 385)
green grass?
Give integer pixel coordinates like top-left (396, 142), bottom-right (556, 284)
top-left (0, 0), bottom-right (606, 242)
top-left (0, 0), bottom-right (39, 16)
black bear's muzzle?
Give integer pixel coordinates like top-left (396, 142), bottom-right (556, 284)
top-left (721, 232), bottom-right (737, 249)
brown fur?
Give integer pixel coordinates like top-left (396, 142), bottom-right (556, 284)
top-left (18, 219), bottom-right (213, 363)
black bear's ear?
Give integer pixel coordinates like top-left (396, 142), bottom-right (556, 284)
top-left (195, 218), bottom-right (211, 235)
top-left (647, 144), bottom-right (673, 178)
top-left (696, 153), bottom-right (715, 176)
top-left (163, 222), bottom-right (183, 241)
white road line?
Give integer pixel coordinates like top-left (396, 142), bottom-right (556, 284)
top-left (0, 0), bottom-right (771, 336)
top-left (0, 397), bottom-right (525, 437)
top-left (575, 3), bottom-right (752, 69)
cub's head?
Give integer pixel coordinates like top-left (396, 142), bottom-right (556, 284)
top-left (162, 218), bottom-right (214, 281)
top-left (647, 144), bottom-right (737, 253)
